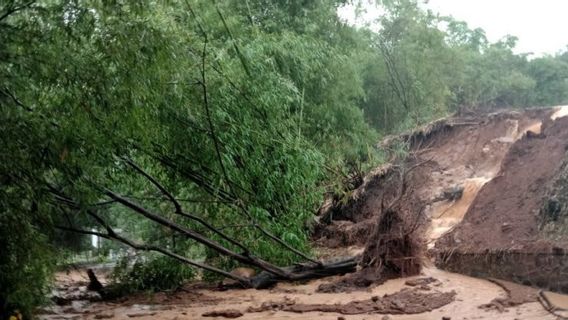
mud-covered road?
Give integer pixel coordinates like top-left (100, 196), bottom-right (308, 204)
top-left (40, 267), bottom-right (563, 319)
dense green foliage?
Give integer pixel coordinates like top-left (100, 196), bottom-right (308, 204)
top-left (1, 0), bottom-right (568, 315)
top-left (358, 1), bottom-right (568, 132)
top-left (111, 255), bottom-right (196, 293)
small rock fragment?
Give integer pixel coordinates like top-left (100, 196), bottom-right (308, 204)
top-left (501, 223), bottom-right (512, 232)
top-left (202, 310), bottom-right (243, 318)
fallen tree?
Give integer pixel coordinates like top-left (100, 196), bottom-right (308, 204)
top-left (52, 155), bottom-right (357, 289)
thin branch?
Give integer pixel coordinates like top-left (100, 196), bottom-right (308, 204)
top-left (199, 37), bottom-right (235, 201)
top-left (155, 154), bottom-right (237, 203)
top-left (122, 157), bottom-right (250, 254)
top-left (185, 0), bottom-right (206, 38)
top-left (92, 196), bottom-right (228, 206)
top-left (218, 223), bottom-right (255, 231)
top-left (1, 86), bottom-right (60, 127)
top-left (0, 1), bottom-right (35, 23)
top-left (386, 157), bottom-right (433, 211)
top-left (186, 45), bottom-right (276, 136)
top-left (90, 199), bottom-right (117, 207)
top-left (0, 86), bottom-right (33, 111)
top-left (213, 1), bottom-right (251, 77)
top-left (123, 157), bottom-right (182, 213)
top-left (236, 203), bottom-right (322, 266)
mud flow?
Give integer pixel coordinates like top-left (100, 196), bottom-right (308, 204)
top-left (40, 107), bottom-right (568, 320)
top-left (40, 267), bottom-right (562, 320)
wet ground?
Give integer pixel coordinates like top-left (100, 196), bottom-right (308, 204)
top-left (40, 266), bottom-right (567, 320)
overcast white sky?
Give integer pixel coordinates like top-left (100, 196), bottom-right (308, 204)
top-left (339, 0), bottom-right (568, 56)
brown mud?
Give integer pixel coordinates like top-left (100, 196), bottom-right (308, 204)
top-left (315, 109), bottom-right (554, 250)
top-left (479, 278), bottom-right (539, 311)
top-left (283, 287), bottom-right (456, 315)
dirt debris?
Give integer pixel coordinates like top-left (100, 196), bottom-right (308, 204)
top-left (317, 204), bottom-right (424, 293)
top-left (283, 287), bottom-right (456, 315)
top-left (316, 280), bottom-right (361, 293)
top-left (246, 296), bottom-right (295, 312)
top-left (125, 312), bottom-right (157, 318)
top-left (405, 277), bottom-right (438, 287)
top-left (316, 107), bottom-right (568, 295)
top-left (202, 309), bottom-right (243, 318)
top-left (479, 278), bottom-right (538, 312)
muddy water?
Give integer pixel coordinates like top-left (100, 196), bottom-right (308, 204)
top-left (427, 177), bottom-right (489, 247)
top-left (39, 267), bottom-right (557, 320)
top-left (551, 105), bottom-right (568, 120)
top-left (543, 291), bottom-right (568, 309)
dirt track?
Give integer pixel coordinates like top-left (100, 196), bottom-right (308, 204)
top-left (39, 106), bottom-right (568, 320)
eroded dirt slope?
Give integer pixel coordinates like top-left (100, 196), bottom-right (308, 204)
top-left (315, 106), bottom-right (568, 293)
top-left (316, 107), bottom-right (559, 251)
top-left (436, 115), bottom-right (568, 251)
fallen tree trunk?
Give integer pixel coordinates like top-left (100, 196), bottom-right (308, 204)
top-left (249, 257), bottom-right (358, 289)
top-left (58, 217), bottom-right (358, 290)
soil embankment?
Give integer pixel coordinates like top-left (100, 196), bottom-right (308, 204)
top-left (315, 106), bottom-right (568, 295)
top-left (435, 115), bottom-right (568, 251)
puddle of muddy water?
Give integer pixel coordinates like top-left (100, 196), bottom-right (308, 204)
top-left (543, 291), bottom-right (568, 310)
